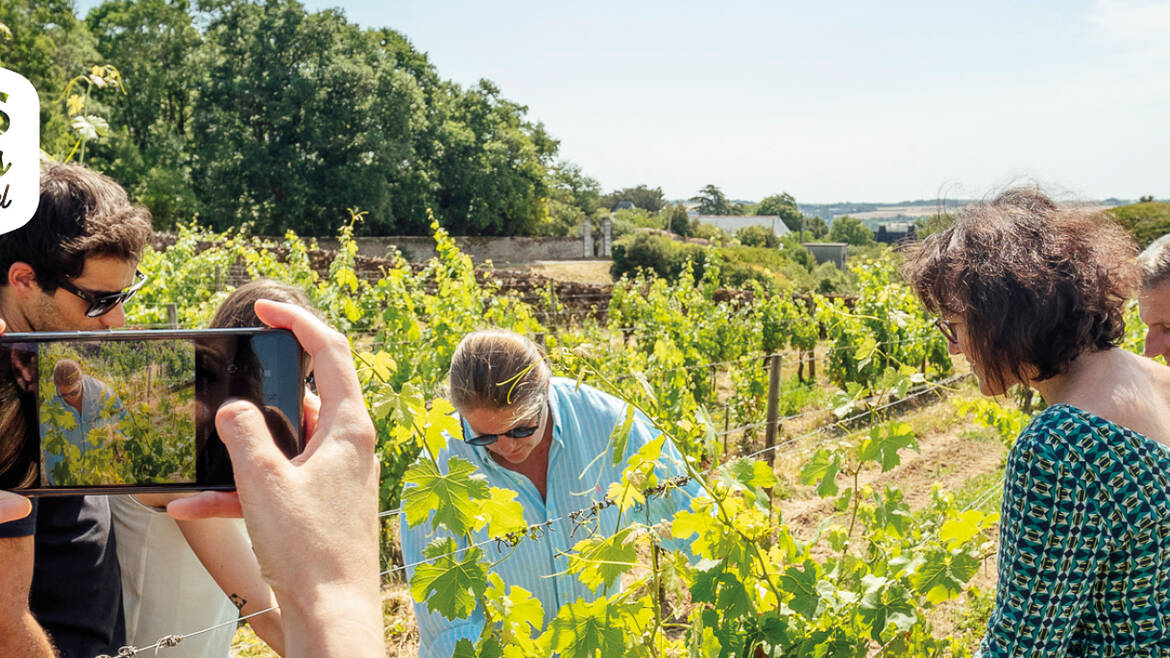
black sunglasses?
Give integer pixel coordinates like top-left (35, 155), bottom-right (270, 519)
top-left (934, 317), bottom-right (959, 344)
top-left (462, 407), bottom-right (543, 447)
top-left (58, 270), bottom-right (148, 318)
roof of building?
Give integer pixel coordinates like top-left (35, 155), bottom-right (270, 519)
top-left (692, 215), bottom-right (793, 236)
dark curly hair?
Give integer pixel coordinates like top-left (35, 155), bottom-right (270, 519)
top-left (902, 188), bottom-right (1138, 392)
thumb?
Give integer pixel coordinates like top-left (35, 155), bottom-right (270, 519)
top-left (215, 398), bottom-right (291, 486)
top-left (0, 492), bottom-right (31, 524)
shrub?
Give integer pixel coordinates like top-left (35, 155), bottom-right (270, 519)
top-left (735, 225), bottom-right (779, 248)
top-left (779, 235), bottom-right (816, 271)
top-left (812, 261), bottom-right (853, 295)
top-left (611, 232), bottom-right (709, 281)
top-left (1108, 202), bottom-right (1170, 247)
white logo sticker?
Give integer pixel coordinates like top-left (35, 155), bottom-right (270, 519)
top-left (0, 67), bottom-right (40, 235)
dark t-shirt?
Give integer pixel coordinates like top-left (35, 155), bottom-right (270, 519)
top-left (0, 495), bottom-right (125, 658)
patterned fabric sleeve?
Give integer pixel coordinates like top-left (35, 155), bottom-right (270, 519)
top-left (978, 415), bottom-right (1113, 656)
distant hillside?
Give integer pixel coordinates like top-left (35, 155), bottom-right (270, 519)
top-left (799, 198), bottom-right (1138, 226)
top-left (799, 199), bottom-right (964, 221)
top-left (664, 197), bottom-right (1147, 231)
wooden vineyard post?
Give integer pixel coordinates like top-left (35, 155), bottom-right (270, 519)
top-left (166, 303), bottom-right (178, 329)
top-left (807, 348), bottom-right (816, 380)
top-left (214, 265), bottom-right (223, 292)
top-left (764, 353), bottom-right (782, 503)
top-left (723, 402), bottom-right (731, 455)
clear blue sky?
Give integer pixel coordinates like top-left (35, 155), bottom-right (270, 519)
top-left (76, 0), bottom-right (1170, 203)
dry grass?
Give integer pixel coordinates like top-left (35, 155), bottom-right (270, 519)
top-left (230, 587), bottom-right (419, 657)
top-left (504, 259), bottom-right (613, 286)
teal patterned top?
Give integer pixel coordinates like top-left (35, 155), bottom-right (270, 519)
top-left (980, 403), bottom-right (1170, 656)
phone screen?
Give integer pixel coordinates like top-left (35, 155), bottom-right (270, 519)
top-left (0, 329), bottom-right (304, 494)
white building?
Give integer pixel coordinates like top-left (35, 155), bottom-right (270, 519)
top-left (691, 215), bottom-right (793, 238)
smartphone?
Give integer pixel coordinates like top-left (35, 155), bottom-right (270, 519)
top-left (0, 328), bottom-right (305, 495)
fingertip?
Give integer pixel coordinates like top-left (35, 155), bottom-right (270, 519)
top-left (253, 299), bottom-right (301, 330)
top-left (0, 494), bottom-right (31, 523)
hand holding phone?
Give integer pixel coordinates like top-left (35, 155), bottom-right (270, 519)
top-left (170, 300), bottom-right (384, 658)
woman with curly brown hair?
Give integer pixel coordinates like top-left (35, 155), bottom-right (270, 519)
top-left (903, 189), bottom-right (1170, 656)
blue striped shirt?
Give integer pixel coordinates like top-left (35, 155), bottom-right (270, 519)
top-left (400, 377), bottom-right (701, 657)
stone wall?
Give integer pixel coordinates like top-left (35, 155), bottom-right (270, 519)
top-left (150, 233), bottom-right (613, 323)
top-left (314, 233), bottom-right (607, 265)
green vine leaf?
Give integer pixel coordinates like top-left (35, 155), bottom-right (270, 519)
top-left (800, 448), bottom-right (842, 497)
top-left (538, 597), bottom-right (626, 658)
top-left (476, 487), bottom-right (527, 537)
top-left (910, 549), bottom-right (981, 605)
top-left (858, 421), bottom-right (917, 472)
top-left (424, 399), bottom-right (462, 456)
top-left (403, 457), bottom-right (489, 535)
top-left (409, 539), bottom-right (488, 621)
top-left (859, 575), bottom-right (917, 642)
top-left (779, 559), bottom-right (821, 619)
top-left (610, 404), bottom-right (636, 465)
top-left (566, 527), bottom-right (638, 591)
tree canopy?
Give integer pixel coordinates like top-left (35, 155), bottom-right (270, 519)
top-left (691, 184), bottom-right (732, 215)
top-left (600, 184), bottom-right (665, 212)
top-left (757, 192), bottom-right (804, 232)
top-left (5, 0), bottom-right (595, 236)
top-left (828, 215), bottom-right (875, 246)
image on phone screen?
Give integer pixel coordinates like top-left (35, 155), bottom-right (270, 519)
top-left (0, 330), bottom-right (304, 494)
top-left (38, 339), bottom-right (195, 487)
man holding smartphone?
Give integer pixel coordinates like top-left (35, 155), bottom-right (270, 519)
top-left (0, 164), bottom-right (152, 657)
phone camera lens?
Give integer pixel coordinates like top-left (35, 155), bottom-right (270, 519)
top-left (226, 362), bottom-right (239, 375)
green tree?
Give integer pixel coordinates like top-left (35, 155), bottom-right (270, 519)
top-left (600, 184), bottom-right (665, 212)
top-left (667, 203), bottom-right (691, 236)
top-left (429, 79), bottom-right (558, 235)
top-left (691, 184), bottom-right (732, 215)
top-left (84, 0), bottom-right (205, 227)
top-left (191, 0), bottom-right (426, 234)
top-left (758, 192), bottom-right (805, 232)
top-left (735, 225), bottom-right (778, 248)
top-left (806, 214), bottom-right (829, 239)
top-left (540, 161), bottom-right (600, 236)
top-left (829, 215), bottom-right (876, 246)
top-left (780, 234), bottom-right (816, 271)
top-left (0, 0), bottom-right (102, 156)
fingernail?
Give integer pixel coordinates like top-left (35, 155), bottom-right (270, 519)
top-left (0, 496), bottom-right (31, 520)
